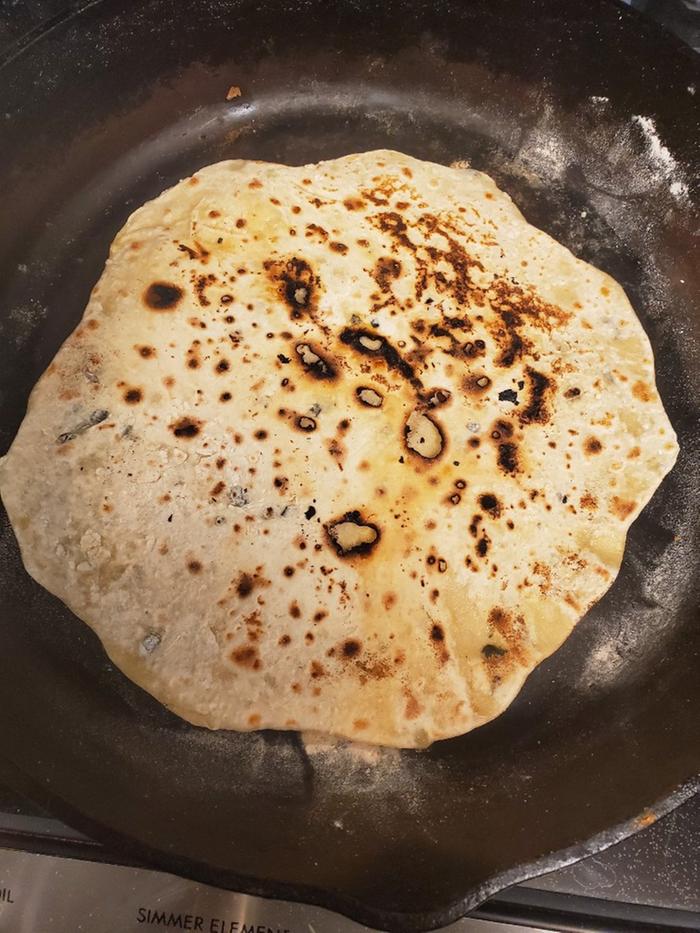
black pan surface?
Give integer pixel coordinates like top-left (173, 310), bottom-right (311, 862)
top-left (0, 1), bottom-right (698, 930)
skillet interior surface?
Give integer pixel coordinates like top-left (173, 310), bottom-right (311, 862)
top-left (0, 1), bottom-right (698, 929)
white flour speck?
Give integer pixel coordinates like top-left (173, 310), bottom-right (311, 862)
top-left (631, 115), bottom-right (679, 175)
top-left (3, 300), bottom-right (48, 349)
top-left (669, 180), bottom-right (689, 199)
top-left (631, 114), bottom-right (690, 202)
top-left (300, 731), bottom-right (425, 808)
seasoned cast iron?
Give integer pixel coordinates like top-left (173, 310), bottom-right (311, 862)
top-left (0, 1), bottom-right (698, 929)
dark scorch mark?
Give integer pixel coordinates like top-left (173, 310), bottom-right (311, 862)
top-left (143, 282), bottom-right (183, 311)
top-left (326, 510), bottom-right (380, 557)
top-left (339, 327), bottom-right (416, 383)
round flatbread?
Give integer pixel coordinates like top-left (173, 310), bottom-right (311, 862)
top-left (0, 151), bottom-right (678, 747)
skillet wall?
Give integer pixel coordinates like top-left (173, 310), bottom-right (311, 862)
top-left (0, 1), bottom-right (698, 930)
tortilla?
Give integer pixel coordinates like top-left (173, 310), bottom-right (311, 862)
top-left (0, 150), bottom-right (678, 747)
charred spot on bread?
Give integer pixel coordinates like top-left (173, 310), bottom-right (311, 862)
top-left (144, 282), bottom-right (183, 310)
top-left (294, 343), bottom-right (338, 380)
top-left (170, 417), bottom-right (202, 438)
top-left (326, 511), bottom-right (380, 557)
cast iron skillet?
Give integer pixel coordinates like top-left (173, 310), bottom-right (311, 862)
top-left (0, 1), bottom-right (698, 929)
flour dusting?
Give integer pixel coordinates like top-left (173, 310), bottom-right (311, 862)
top-left (498, 93), bottom-right (692, 208)
top-left (631, 114), bottom-right (688, 200)
top-left (2, 300), bottom-right (48, 350)
top-left (581, 641), bottom-right (624, 689)
top-left (670, 180), bottom-right (690, 199)
top-left (300, 731), bottom-right (425, 808)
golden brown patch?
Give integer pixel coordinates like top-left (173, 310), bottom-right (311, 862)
top-left (264, 256), bottom-right (319, 323)
top-left (627, 446), bottom-right (641, 459)
top-left (326, 437), bottom-right (345, 467)
top-left (579, 492), bottom-right (598, 511)
top-left (487, 607), bottom-right (527, 659)
top-left (632, 381), bottom-right (653, 402)
top-left (187, 560), bottom-right (202, 574)
top-left (635, 809), bottom-right (657, 829)
top-left (584, 436), bottom-right (603, 455)
top-left (532, 561), bottom-right (552, 595)
top-left (230, 645), bottom-right (261, 669)
top-left (481, 644), bottom-right (510, 686)
top-left (429, 623), bottom-right (450, 664)
top-left (305, 222), bottom-right (328, 241)
top-left (403, 688), bottom-right (421, 720)
top-left (310, 661), bottom-right (326, 679)
top-left (484, 278), bottom-right (571, 369)
top-left (610, 496), bottom-right (636, 520)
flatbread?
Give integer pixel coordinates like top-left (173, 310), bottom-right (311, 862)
top-left (0, 151), bottom-right (678, 747)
